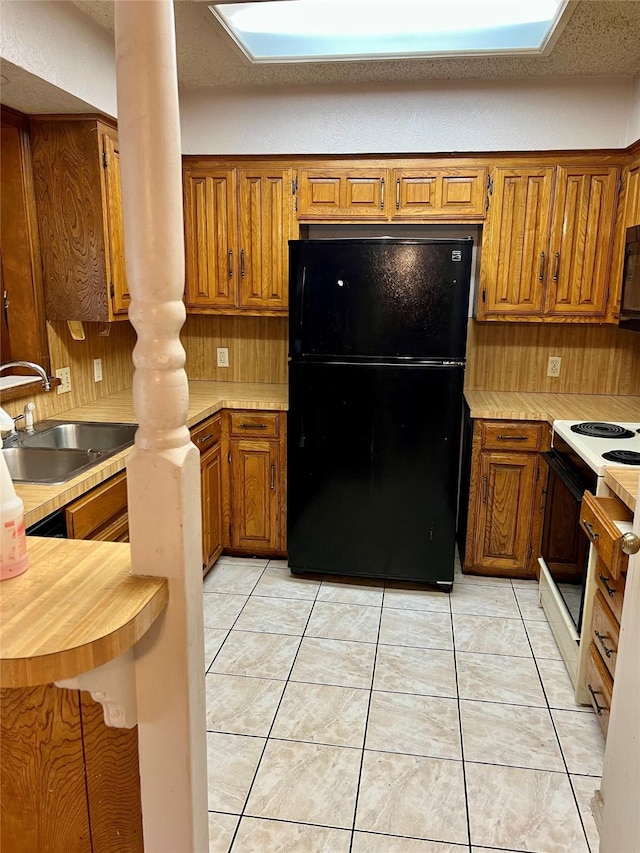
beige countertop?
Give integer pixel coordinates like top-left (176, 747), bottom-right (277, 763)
top-left (0, 537), bottom-right (168, 687)
top-left (464, 390), bottom-right (640, 424)
top-left (465, 390), bottom-right (640, 513)
top-left (18, 381), bottom-right (287, 527)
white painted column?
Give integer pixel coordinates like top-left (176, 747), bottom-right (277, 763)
top-left (599, 473), bottom-right (640, 853)
top-left (114, 2), bottom-right (208, 851)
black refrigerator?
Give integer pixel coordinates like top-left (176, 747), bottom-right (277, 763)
top-left (287, 238), bottom-right (473, 588)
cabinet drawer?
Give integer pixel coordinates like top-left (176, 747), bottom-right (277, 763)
top-left (586, 641), bottom-right (613, 737)
top-left (66, 472), bottom-right (127, 540)
top-left (480, 421), bottom-right (546, 451)
top-left (229, 411), bottom-right (280, 438)
top-left (591, 590), bottom-right (619, 680)
top-left (191, 415), bottom-right (222, 454)
top-left (594, 556), bottom-right (625, 623)
top-left (580, 492), bottom-right (632, 579)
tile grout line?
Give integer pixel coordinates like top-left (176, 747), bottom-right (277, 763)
top-left (225, 559), bottom-right (325, 852)
top-left (512, 580), bottom-right (595, 853)
top-left (450, 586), bottom-right (474, 853)
top-left (347, 579), bottom-right (385, 853)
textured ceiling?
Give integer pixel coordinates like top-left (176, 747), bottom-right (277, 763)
top-left (71, 0), bottom-right (640, 88)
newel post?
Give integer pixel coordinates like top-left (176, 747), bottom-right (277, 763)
top-left (114, 2), bottom-right (208, 850)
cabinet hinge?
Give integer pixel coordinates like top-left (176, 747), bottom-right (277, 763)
top-left (618, 176), bottom-right (623, 193)
top-left (528, 545), bottom-right (533, 560)
top-left (102, 150), bottom-right (108, 169)
top-left (487, 175), bottom-right (494, 194)
top-left (109, 282), bottom-right (115, 299)
top-left (482, 288), bottom-right (486, 303)
top-left (291, 177), bottom-right (298, 194)
top-left (227, 450), bottom-right (231, 464)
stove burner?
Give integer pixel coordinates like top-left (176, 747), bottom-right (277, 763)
top-left (570, 422), bottom-right (635, 439)
top-left (602, 450), bottom-right (640, 465)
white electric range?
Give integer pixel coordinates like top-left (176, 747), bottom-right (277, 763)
top-left (538, 419), bottom-right (639, 700)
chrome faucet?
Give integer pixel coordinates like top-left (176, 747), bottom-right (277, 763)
top-left (0, 361), bottom-right (51, 391)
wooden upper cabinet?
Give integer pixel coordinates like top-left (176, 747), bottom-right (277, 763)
top-left (545, 166), bottom-right (620, 317)
top-left (184, 164), bottom-right (292, 314)
top-left (392, 168), bottom-right (487, 220)
top-left (30, 118), bottom-right (129, 322)
top-left (479, 167), bottom-right (554, 318)
top-left (184, 169), bottom-right (237, 310)
top-left (101, 132), bottom-right (130, 316)
top-left (479, 163), bottom-right (620, 322)
top-left (237, 169), bottom-right (290, 311)
top-left (297, 168), bottom-right (387, 219)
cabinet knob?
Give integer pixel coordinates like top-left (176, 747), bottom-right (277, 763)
top-left (621, 532), bottom-right (640, 556)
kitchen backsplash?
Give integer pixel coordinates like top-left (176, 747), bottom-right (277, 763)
top-left (465, 320), bottom-right (640, 395)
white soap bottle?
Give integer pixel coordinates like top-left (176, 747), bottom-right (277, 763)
top-left (0, 407), bottom-right (29, 580)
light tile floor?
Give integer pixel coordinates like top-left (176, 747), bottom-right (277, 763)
top-left (203, 556), bottom-right (604, 853)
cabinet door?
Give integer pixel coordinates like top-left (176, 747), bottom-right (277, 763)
top-left (229, 438), bottom-right (279, 552)
top-left (478, 167), bottom-right (554, 318)
top-left (237, 168), bottom-right (291, 311)
top-left (184, 169), bottom-right (237, 309)
top-left (472, 451), bottom-right (539, 576)
top-left (101, 132), bottom-right (130, 316)
top-left (392, 168), bottom-right (486, 219)
top-left (297, 169), bottom-right (387, 219)
top-left (201, 442), bottom-right (223, 571)
top-left (545, 166), bottom-right (620, 317)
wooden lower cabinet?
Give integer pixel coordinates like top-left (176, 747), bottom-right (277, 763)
top-left (65, 471), bottom-right (128, 542)
top-left (464, 419), bottom-right (549, 578)
top-left (224, 410), bottom-right (286, 557)
top-left (0, 684), bottom-right (142, 853)
top-left (191, 414), bottom-right (223, 574)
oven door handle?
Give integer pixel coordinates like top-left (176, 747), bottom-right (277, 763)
top-left (539, 451), bottom-right (588, 503)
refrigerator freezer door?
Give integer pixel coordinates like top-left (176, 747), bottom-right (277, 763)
top-left (290, 239), bottom-right (472, 361)
top-left (287, 361), bottom-right (464, 584)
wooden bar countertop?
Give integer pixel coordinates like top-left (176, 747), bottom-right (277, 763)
top-left (0, 538), bottom-right (168, 688)
top-left (18, 381), bottom-right (288, 527)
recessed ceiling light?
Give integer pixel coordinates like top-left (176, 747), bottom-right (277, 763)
top-left (210, 0), bottom-right (570, 64)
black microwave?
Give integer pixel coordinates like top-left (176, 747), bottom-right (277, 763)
top-left (620, 224), bottom-right (640, 331)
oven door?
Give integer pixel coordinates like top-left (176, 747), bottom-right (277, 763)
top-left (539, 450), bottom-right (594, 632)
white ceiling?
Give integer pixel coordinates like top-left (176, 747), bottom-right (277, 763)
top-left (71, 0), bottom-right (640, 88)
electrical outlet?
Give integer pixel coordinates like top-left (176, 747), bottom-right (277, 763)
top-left (56, 366), bottom-right (71, 394)
top-left (217, 347), bottom-right (229, 368)
top-left (93, 358), bottom-right (103, 382)
top-left (547, 356), bottom-right (562, 378)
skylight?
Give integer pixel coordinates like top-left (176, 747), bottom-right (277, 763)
top-left (210, 0), bottom-right (569, 64)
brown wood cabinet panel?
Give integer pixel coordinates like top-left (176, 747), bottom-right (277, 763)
top-left (237, 168), bottom-right (290, 311)
top-left (101, 131), bottom-right (130, 315)
top-left (586, 641), bottom-right (613, 736)
top-left (591, 590), bottom-right (620, 680)
top-left (465, 419), bottom-right (549, 579)
top-left (297, 168), bottom-right (387, 219)
top-left (80, 693), bottom-right (143, 852)
top-left (0, 108), bottom-right (49, 371)
top-left (30, 118), bottom-right (127, 322)
top-left (229, 438), bottom-right (280, 552)
top-left (229, 410), bottom-right (280, 438)
top-left (545, 166), bottom-right (619, 317)
top-left (66, 471), bottom-right (128, 540)
top-left (580, 492), bottom-right (632, 580)
top-left (392, 168), bottom-right (486, 219)
top-left (479, 166), bottom-right (554, 318)
top-left (0, 685), bottom-right (91, 852)
top-left (184, 169), bottom-right (238, 309)
top-left (202, 441), bottom-right (223, 571)
top-left (594, 556), bottom-right (625, 624)
top-left (472, 450), bottom-right (539, 575)
top-left (191, 413), bottom-right (223, 453)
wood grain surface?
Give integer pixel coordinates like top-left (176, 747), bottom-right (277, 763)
top-left (464, 390), bottom-right (640, 423)
top-left (466, 320), bottom-right (640, 396)
top-left (603, 469), bottom-right (638, 512)
top-left (0, 537), bottom-right (167, 687)
top-left (80, 692), bottom-right (143, 852)
top-left (0, 684), bottom-right (91, 852)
